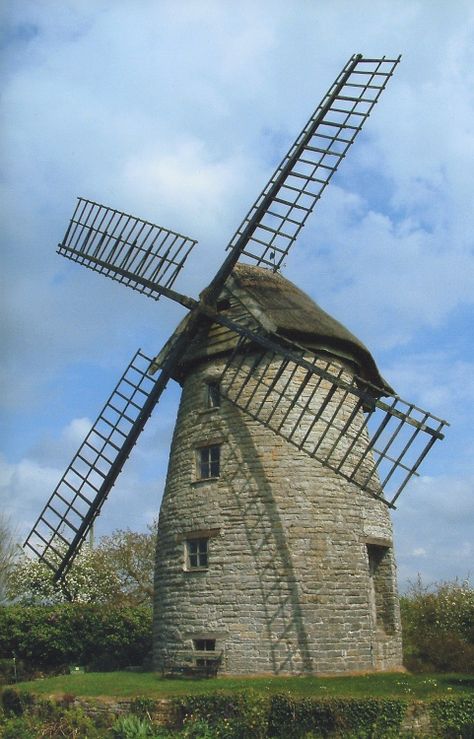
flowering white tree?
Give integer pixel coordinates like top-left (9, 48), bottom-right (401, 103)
top-left (6, 522), bottom-right (157, 605)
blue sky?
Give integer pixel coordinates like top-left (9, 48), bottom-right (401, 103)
top-left (1, 0), bottom-right (473, 590)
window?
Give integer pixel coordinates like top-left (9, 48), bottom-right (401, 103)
top-left (193, 639), bottom-right (216, 652)
top-left (198, 444), bottom-right (220, 479)
top-left (186, 538), bottom-right (209, 569)
top-left (193, 638), bottom-right (217, 669)
top-left (207, 382), bottom-right (220, 408)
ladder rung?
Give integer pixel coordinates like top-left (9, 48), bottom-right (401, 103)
top-left (305, 144), bottom-right (342, 157)
top-left (63, 476), bottom-right (98, 500)
top-left (335, 94), bottom-right (375, 103)
top-left (266, 210), bottom-right (300, 227)
top-left (356, 57), bottom-right (399, 63)
top-left (289, 166), bottom-right (336, 182)
top-left (97, 415), bottom-right (126, 433)
top-left (53, 487), bottom-right (91, 511)
top-left (90, 428), bottom-right (121, 451)
top-left (345, 82), bottom-right (384, 90)
top-left (256, 223), bottom-right (295, 240)
top-left (249, 234), bottom-right (287, 250)
top-left (70, 464), bottom-right (105, 484)
top-left (273, 196), bottom-right (310, 212)
top-left (107, 404), bottom-right (137, 425)
top-left (330, 106), bottom-right (367, 117)
top-left (48, 501), bottom-right (82, 526)
top-left (312, 132), bottom-right (352, 145)
top-left (322, 120), bottom-right (362, 131)
top-left (350, 69), bottom-right (391, 77)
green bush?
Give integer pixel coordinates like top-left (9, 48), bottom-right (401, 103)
top-left (1, 687), bottom-right (34, 716)
top-left (429, 695), bottom-right (474, 738)
top-left (0, 604), bottom-right (152, 672)
top-left (111, 713), bottom-right (156, 737)
top-left (175, 693), bottom-right (409, 738)
top-left (0, 691), bottom-right (106, 737)
top-left (400, 578), bottom-right (474, 673)
top-left (176, 691), bottom-right (269, 738)
top-left (267, 694), bottom-right (407, 737)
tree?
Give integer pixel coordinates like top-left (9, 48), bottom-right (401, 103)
top-left (0, 514), bottom-right (19, 603)
top-left (6, 522), bottom-right (157, 606)
top-left (95, 524), bottom-right (156, 605)
top-left (400, 576), bottom-right (474, 673)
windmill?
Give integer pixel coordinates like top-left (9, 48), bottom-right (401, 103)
top-left (25, 55), bottom-right (447, 675)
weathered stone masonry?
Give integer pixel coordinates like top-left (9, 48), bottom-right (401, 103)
top-left (153, 265), bottom-right (403, 675)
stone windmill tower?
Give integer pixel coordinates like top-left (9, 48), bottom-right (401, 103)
top-left (25, 55), bottom-right (447, 676)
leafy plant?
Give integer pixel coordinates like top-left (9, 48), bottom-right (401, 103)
top-left (401, 576), bottom-right (474, 673)
top-left (429, 695), bottom-right (474, 737)
top-left (111, 713), bottom-right (156, 738)
top-left (130, 694), bottom-right (158, 718)
top-left (1, 687), bottom-right (34, 716)
top-left (0, 603), bottom-right (152, 671)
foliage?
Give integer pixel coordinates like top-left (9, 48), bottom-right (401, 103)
top-left (176, 691), bottom-right (270, 739)
top-left (429, 695), bottom-right (474, 738)
top-left (111, 713), bottom-right (156, 737)
top-left (400, 576), bottom-right (474, 673)
top-left (267, 694), bottom-right (407, 738)
top-left (6, 522), bottom-right (157, 607)
top-left (0, 702), bottom-right (102, 739)
top-left (0, 604), bottom-right (152, 671)
top-left (1, 687), bottom-right (34, 716)
top-left (96, 526), bottom-right (156, 605)
top-left (130, 695), bottom-right (159, 718)
top-left (0, 514), bottom-right (19, 604)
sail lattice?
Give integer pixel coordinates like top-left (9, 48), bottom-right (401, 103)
top-left (227, 55), bottom-right (400, 271)
top-left (220, 337), bottom-right (447, 506)
top-left (24, 350), bottom-right (163, 579)
top-left (58, 198), bottom-right (198, 300)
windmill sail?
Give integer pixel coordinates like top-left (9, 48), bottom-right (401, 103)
top-left (206, 55), bottom-right (400, 300)
top-left (24, 350), bottom-right (167, 580)
top-left (219, 334), bottom-right (447, 507)
top-left (58, 198), bottom-right (198, 301)
top-left (228, 55), bottom-right (399, 272)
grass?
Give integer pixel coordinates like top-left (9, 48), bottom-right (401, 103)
top-left (12, 671), bottom-right (474, 700)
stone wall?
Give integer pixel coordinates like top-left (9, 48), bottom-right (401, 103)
top-left (153, 350), bottom-right (403, 675)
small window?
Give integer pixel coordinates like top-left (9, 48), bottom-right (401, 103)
top-left (198, 444), bottom-right (220, 479)
top-left (186, 538), bottom-right (209, 569)
top-left (207, 382), bottom-right (220, 408)
top-left (193, 638), bottom-right (216, 652)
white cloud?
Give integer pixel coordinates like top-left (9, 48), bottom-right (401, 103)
top-left (394, 474), bottom-right (474, 588)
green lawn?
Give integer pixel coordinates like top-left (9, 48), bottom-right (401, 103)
top-left (12, 671), bottom-right (474, 700)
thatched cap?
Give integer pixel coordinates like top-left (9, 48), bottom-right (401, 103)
top-left (228, 264), bottom-right (391, 392)
top-left (152, 263), bottom-right (391, 393)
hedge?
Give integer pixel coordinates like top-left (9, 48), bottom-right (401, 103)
top-left (175, 692), bottom-right (410, 738)
top-left (0, 604), bottom-right (152, 673)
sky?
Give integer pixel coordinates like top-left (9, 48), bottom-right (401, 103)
top-left (1, 0), bottom-right (473, 591)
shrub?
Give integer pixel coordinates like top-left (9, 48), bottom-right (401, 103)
top-left (0, 604), bottom-right (152, 672)
top-left (1, 687), bottom-right (34, 716)
top-left (429, 695), bottom-right (474, 738)
top-left (176, 691), bottom-right (269, 738)
top-left (111, 713), bottom-right (156, 737)
top-left (267, 695), bottom-right (407, 738)
top-left (400, 577), bottom-right (474, 673)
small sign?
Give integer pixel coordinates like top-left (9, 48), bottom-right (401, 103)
top-left (69, 665), bottom-right (85, 674)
